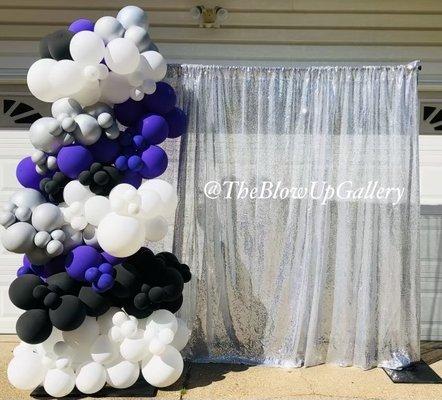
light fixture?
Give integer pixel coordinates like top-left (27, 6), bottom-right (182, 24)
top-left (190, 5), bottom-right (229, 28)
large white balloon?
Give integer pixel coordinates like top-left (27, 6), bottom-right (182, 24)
top-left (117, 5), bottom-right (148, 29)
top-left (7, 353), bottom-right (46, 390)
top-left (90, 334), bottom-right (119, 365)
top-left (140, 179), bottom-right (178, 219)
top-left (84, 196), bottom-right (111, 226)
top-left (100, 72), bottom-right (131, 104)
top-left (49, 60), bottom-right (85, 96)
top-left (70, 31), bottom-right (105, 65)
top-left (97, 307), bottom-right (121, 335)
top-left (27, 59), bottom-right (60, 102)
top-left (144, 216), bottom-right (168, 242)
top-left (171, 318), bottom-right (191, 351)
top-left (105, 38), bottom-right (140, 75)
top-left (138, 189), bottom-right (163, 219)
top-left (71, 79), bottom-right (101, 107)
top-left (144, 310), bottom-right (178, 341)
top-left (141, 51), bottom-right (167, 82)
top-left (75, 361), bottom-right (106, 394)
top-left (62, 316), bottom-right (99, 348)
top-left (109, 184), bottom-right (141, 216)
top-left (97, 213), bottom-right (145, 257)
top-left (120, 333), bottom-right (150, 362)
top-left (94, 16), bottom-right (125, 44)
top-left (43, 367), bottom-right (76, 398)
top-left (141, 346), bottom-right (183, 388)
top-left (63, 180), bottom-right (93, 206)
top-left (106, 360), bottom-right (139, 389)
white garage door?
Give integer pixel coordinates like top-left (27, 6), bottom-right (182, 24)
top-left (0, 94), bottom-right (440, 339)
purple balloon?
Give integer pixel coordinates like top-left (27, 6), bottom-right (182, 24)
top-left (165, 107), bottom-right (187, 138)
top-left (114, 98), bottom-right (144, 127)
top-left (142, 82), bottom-right (176, 115)
top-left (68, 18), bottom-right (94, 33)
top-left (136, 114), bottom-right (169, 145)
top-left (121, 170), bottom-right (142, 188)
top-left (140, 145), bottom-right (168, 179)
top-left (16, 157), bottom-right (45, 190)
top-left (88, 136), bottom-right (120, 164)
top-left (57, 145), bottom-right (93, 179)
top-left (65, 245), bottom-right (103, 282)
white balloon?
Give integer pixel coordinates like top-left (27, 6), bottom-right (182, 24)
top-left (39, 328), bottom-right (63, 356)
top-left (43, 367), bottom-right (76, 397)
top-left (140, 179), bottom-right (178, 219)
top-left (144, 216), bottom-right (168, 242)
top-left (141, 346), bottom-right (183, 388)
top-left (71, 79), bottom-right (101, 107)
top-left (49, 60), bottom-right (85, 96)
top-left (94, 16), bottom-right (125, 44)
top-left (109, 184), bottom-right (140, 216)
top-left (120, 333), bottom-right (150, 362)
top-left (138, 189), bottom-right (163, 219)
top-left (144, 310), bottom-right (178, 341)
top-left (171, 319), bottom-right (191, 351)
top-left (97, 213), bottom-right (145, 257)
top-left (117, 5), bottom-right (148, 29)
top-left (84, 196), bottom-right (111, 226)
top-left (97, 307), bottom-right (121, 335)
top-left (124, 26), bottom-right (151, 52)
top-left (91, 335), bottom-right (119, 365)
top-left (75, 361), bottom-right (106, 394)
top-left (7, 353), bottom-right (46, 390)
top-left (141, 51), bottom-right (167, 82)
top-left (27, 59), bottom-right (60, 102)
top-left (105, 38), bottom-right (140, 75)
top-left (106, 360), bottom-right (139, 389)
top-left (62, 316), bottom-right (99, 347)
top-left (100, 72), bottom-right (131, 104)
top-left (70, 31), bottom-right (105, 65)
top-left (63, 180), bottom-right (93, 206)
top-left (32, 203), bottom-right (64, 232)
top-left (13, 342), bottom-right (35, 358)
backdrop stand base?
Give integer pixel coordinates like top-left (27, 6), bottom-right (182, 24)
top-left (31, 377), bottom-right (158, 398)
top-left (383, 360), bottom-right (442, 384)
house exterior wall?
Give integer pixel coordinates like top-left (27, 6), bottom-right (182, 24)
top-left (0, 0), bottom-right (440, 338)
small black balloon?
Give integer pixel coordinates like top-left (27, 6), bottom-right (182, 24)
top-left (78, 286), bottom-right (110, 317)
top-left (39, 29), bottom-right (73, 60)
top-left (49, 295), bottom-right (86, 331)
top-left (124, 298), bottom-right (154, 319)
top-left (9, 274), bottom-right (44, 310)
top-left (148, 286), bottom-right (165, 303)
top-left (16, 309), bottom-right (52, 344)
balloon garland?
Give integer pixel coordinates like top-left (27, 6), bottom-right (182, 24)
top-left (3, 6), bottom-right (191, 397)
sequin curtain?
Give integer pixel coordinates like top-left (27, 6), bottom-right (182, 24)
top-left (165, 63), bottom-right (420, 369)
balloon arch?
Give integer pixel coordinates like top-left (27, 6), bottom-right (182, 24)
top-left (4, 6), bottom-right (191, 397)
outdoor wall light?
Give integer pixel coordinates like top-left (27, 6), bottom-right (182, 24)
top-left (190, 5), bottom-right (229, 28)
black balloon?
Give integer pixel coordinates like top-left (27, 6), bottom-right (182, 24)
top-left (78, 163), bottom-right (121, 196)
top-left (79, 286), bottom-right (110, 317)
top-left (49, 295), bottom-right (86, 331)
top-left (39, 29), bottom-right (73, 60)
top-left (16, 309), bottom-right (52, 344)
top-left (9, 274), bottom-right (44, 310)
top-left (46, 272), bottom-right (81, 295)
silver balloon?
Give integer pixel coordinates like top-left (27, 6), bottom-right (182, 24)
top-left (72, 114), bottom-right (102, 145)
top-left (104, 123), bottom-right (120, 140)
top-left (124, 26), bottom-right (151, 52)
top-left (52, 98), bottom-right (82, 121)
top-left (11, 188), bottom-right (45, 211)
top-left (14, 206), bottom-right (32, 222)
top-left (34, 231), bottom-right (51, 248)
top-left (97, 113), bottom-right (113, 129)
top-left (31, 203), bottom-right (64, 232)
top-left (117, 6), bottom-right (148, 29)
top-left (29, 117), bottom-right (70, 154)
top-left (82, 224), bottom-right (99, 248)
top-left (46, 239), bottom-right (64, 256)
top-left (0, 211), bottom-right (15, 228)
top-left (84, 103), bottom-right (114, 119)
top-left (94, 16), bottom-right (125, 44)
top-left (62, 225), bottom-right (83, 253)
top-left (51, 229), bottom-right (66, 242)
top-left (2, 222), bottom-right (36, 253)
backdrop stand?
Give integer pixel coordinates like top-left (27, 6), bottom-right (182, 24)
top-left (31, 377), bottom-right (158, 398)
top-left (383, 360), bottom-right (442, 384)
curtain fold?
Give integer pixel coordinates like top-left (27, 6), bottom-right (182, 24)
top-left (165, 63), bottom-right (420, 369)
